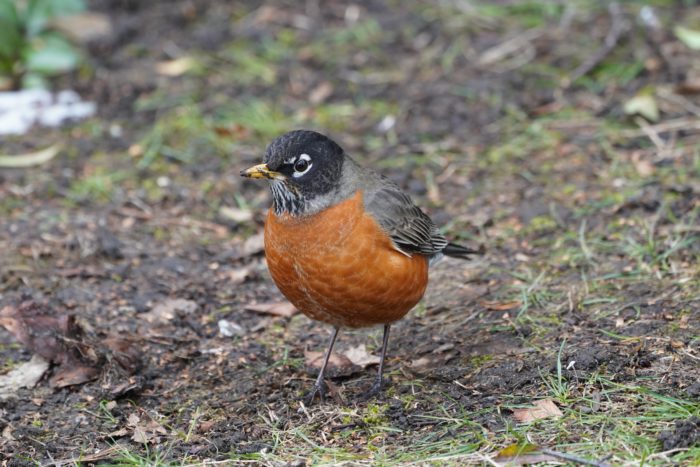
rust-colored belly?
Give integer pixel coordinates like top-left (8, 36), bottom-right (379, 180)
top-left (264, 191), bottom-right (429, 328)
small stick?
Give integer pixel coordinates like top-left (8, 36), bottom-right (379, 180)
top-left (541, 448), bottom-right (613, 467)
top-left (564, 3), bottom-right (627, 86)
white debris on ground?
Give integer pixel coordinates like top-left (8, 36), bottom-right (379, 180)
top-left (0, 89), bottom-right (96, 136)
top-left (217, 319), bottom-right (245, 337)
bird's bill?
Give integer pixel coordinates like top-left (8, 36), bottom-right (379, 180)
top-left (240, 163), bottom-right (285, 180)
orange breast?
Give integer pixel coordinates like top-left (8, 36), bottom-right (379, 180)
top-left (264, 191), bottom-right (429, 328)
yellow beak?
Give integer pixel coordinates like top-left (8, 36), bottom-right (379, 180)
top-left (240, 163), bottom-right (285, 180)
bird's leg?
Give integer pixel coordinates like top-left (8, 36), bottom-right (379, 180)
top-left (305, 326), bottom-right (339, 405)
top-left (369, 324), bottom-right (391, 396)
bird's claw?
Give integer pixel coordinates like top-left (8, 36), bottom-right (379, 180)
top-left (365, 376), bottom-right (386, 399)
top-left (304, 380), bottom-right (327, 406)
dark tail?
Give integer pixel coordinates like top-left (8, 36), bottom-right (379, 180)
top-left (442, 242), bottom-right (484, 259)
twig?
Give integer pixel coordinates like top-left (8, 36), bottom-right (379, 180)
top-left (564, 2), bottom-right (627, 86)
top-left (41, 445), bottom-right (122, 466)
top-left (639, 6), bottom-right (677, 79)
top-left (541, 448), bottom-right (612, 467)
top-left (477, 28), bottom-right (544, 72)
top-left (620, 117), bottom-right (700, 138)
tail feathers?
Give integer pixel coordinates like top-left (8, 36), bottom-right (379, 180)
top-left (442, 242), bottom-right (484, 259)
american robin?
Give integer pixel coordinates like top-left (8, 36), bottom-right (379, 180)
top-left (241, 130), bottom-right (478, 403)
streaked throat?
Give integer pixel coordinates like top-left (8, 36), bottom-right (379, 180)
top-left (270, 180), bottom-right (306, 216)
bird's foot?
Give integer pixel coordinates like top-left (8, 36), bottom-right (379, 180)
top-left (303, 380), bottom-right (328, 406)
top-left (365, 376), bottom-right (387, 399)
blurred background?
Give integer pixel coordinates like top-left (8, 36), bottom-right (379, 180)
top-left (1, 0), bottom-right (699, 464)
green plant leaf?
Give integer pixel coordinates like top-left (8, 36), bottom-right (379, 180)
top-left (674, 25), bottom-right (700, 50)
top-left (0, 1), bottom-right (23, 62)
top-left (24, 0), bottom-right (85, 37)
top-left (26, 34), bottom-right (80, 74)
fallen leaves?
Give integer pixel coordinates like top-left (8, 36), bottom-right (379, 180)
top-left (218, 206), bottom-right (253, 223)
top-left (51, 12), bottom-right (112, 43)
top-left (343, 344), bottom-right (381, 368)
top-left (245, 301), bottom-right (298, 318)
top-left (0, 302), bottom-right (99, 387)
top-left (0, 144), bottom-right (61, 168)
top-left (304, 344), bottom-right (380, 378)
top-left (0, 355), bottom-right (49, 401)
top-left (512, 398), bottom-right (563, 423)
top-left (479, 299), bottom-right (522, 311)
top-left (304, 350), bottom-right (357, 378)
top-left (493, 443), bottom-right (557, 465)
top-left (155, 57), bottom-right (196, 77)
top-left (624, 93), bottom-right (660, 122)
top-left (108, 411), bottom-right (168, 445)
top-left (238, 231), bottom-right (265, 257)
top-left (0, 300), bottom-right (141, 393)
top-left (143, 298), bottom-right (198, 323)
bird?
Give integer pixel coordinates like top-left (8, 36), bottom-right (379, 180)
top-left (241, 130), bottom-right (479, 404)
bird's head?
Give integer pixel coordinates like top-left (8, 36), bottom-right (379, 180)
top-left (241, 130), bottom-right (346, 216)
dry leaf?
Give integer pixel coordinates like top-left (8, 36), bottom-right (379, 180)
top-left (144, 298), bottom-right (198, 323)
top-left (0, 302), bottom-right (99, 387)
top-left (675, 76), bottom-right (700, 95)
top-left (479, 300), bottom-right (522, 311)
top-left (131, 425), bottom-right (149, 444)
top-left (198, 420), bottom-right (216, 433)
top-left (50, 364), bottom-right (99, 388)
top-left (245, 301), bottom-right (298, 318)
top-left (223, 265), bottom-right (253, 285)
top-left (3, 424), bottom-right (15, 441)
top-left (343, 344), bottom-right (380, 368)
top-left (106, 427), bottom-right (130, 438)
top-left (493, 443), bottom-right (557, 465)
top-left (624, 94), bottom-right (659, 122)
top-left (512, 399), bottom-right (563, 423)
top-left (494, 453), bottom-right (556, 465)
top-left (497, 443), bottom-right (539, 457)
top-left (156, 57), bottom-right (196, 76)
top-left (309, 81), bottom-right (333, 104)
top-left (51, 12), bottom-right (112, 43)
top-left (219, 206), bottom-right (253, 223)
top-left (0, 301), bottom-right (140, 391)
top-left (409, 357), bottom-right (432, 368)
top-left (0, 355), bottom-right (49, 401)
top-left (304, 349), bottom-right (357, 378)
top-left (0, 145), bottom-right (60, 168)
top-left (240, 231), bottom-right (265, 257)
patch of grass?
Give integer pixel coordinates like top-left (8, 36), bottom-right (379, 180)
top-left (496, 375), bottom-right (700, 465)
top-left (217, 36), bottom-right (294, 86)
top-left (137, 105), bottom-right (234, 169)
top-left (68, 169), bottom-right (127, 202)
top-left (102, 446), bottom-right (177, 467)
top-left (475, 1), bottom-right (565, 28)
top-left (217, 99), bottom-right (291, 143)
top-left (540, 339), bottom-right (572, 403)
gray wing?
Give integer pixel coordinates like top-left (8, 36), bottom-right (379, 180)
top-left (364, 176), bottom-right (448, 257)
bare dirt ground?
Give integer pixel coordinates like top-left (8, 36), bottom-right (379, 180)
top-left (0, 1), bottom-right (699, 465)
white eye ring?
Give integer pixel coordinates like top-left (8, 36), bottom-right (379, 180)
top-left (292, 153), bottom-right (312, 178)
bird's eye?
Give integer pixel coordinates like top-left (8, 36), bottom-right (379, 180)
top-left (294, 158), bottom-right (308, 172)
top-left (292, 153), bottom-right (312, 178)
